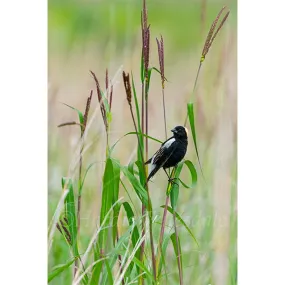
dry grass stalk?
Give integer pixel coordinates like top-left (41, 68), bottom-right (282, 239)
top-left (201, 6), bottom-right (230, 61)
top-left (105, 68), bottom-right (114, 112)
top-left (90, 70), bottom-right (108, 132)
top-left (105, 69), bottom-right (109, 100)
top-left (57, 121), bottom-right (83, 128)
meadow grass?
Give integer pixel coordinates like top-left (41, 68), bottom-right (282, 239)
top-left (48, 0), bottom-right (237, 284)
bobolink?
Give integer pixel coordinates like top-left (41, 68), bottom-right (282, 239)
top-left (145, 126), bottom-right (188, 182)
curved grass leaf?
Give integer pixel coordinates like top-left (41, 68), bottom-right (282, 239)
top-left (161, 205), bottom-right (199, 247)
top-left (110, 132), bottom-right (162, 154)
top-left (61, 102), bottom-right (84, 133)
top-left (169, 162), bottom-right (184, 208)
top-left (178, 160), bottom-right (198, 189)
top-left (132, 256), bottom-right (156, 283)
top-left (113, 160), bottom-right (148, 206)
top-left (135, 160), bottom-right (147, 187)
top-left (187, 103), bottom-right (204, 178)
top-left (79, 161), bottom-right (98, 195)
top-left (145, 68), bottom-right (153, 96)
top-left (150, 66), bottom-right (169, 83)
top-left (48, 257), bottom-right (77, 283)
top-left (122, 202), bottom-right (140, 250)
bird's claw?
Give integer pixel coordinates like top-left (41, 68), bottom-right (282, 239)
top-left (168, 177), bottom-right (179, 187)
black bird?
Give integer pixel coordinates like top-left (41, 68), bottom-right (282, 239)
top-left (145, 126), bottom-right (188, 182)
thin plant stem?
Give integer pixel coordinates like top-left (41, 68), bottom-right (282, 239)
top-left (162, 88), bottom-right (167, 140)
top-left (116, 229), bottom-right (125, 285)
top-left (145, 83), bottom-right (157, 280)
top-left (184, 62), bottom-right (202, 127)
top-left (156, 168), bottom-right (175, 275)
top-left (173, 211), bottom-right (183, 285)
top-left (140, 79), bottom-right (146, 285)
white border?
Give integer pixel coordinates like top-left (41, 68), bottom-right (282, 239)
top-left (0, 0), bottom-right (47, 284)
top-left (239, 0), bottom-right (285, 284)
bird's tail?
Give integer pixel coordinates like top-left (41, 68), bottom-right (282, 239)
top-left (144, 166), bottom-right (159, 186)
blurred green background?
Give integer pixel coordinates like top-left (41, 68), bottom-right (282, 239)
top-left (48, 0), bottom-right (237, 284)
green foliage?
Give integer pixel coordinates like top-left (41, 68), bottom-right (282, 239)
top-left (161, 205), bottom-right (199, 248)
top-left (62, 177), bottom-right (79, 257)
top-left (48, 257), bottom-right (77, 283)
top-left (170, 233), bottom-right (183, 275)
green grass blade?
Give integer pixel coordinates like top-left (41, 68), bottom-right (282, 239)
top-left (61, 102), bottom-right (84, 132)
top-left (116, 162), bottom-right (148, 206)
top-left (110, 131), bottom-right (162, 154)
top-left (132, 256), bottom-right (156, 283)
top-left (131, 72), bottom-right (142, 134)
top-left (169, 162), bottom-right (184, 209)
top-left (62, 177), bottom-right (79, 256)
top-left (135, 160), bottom-right (146, 188)
top-left (128, 132), bottom-right (163, 144)
top-left (161, 205), bottom-right (199, 247)
top-left (178, 160), bottom-right (198, 189)
top-left (187, 102), bottom-right (204, 178)
top-left (90, 259), bottom-right (104, 285)
top-left (157, 233), bottom-right (171, 280)
top-left (145, 68), bottom-right (153, 96)
top-left (105, 259), bottom-right (114, 285)
top-left (151, 66), bottom-right (169, 82)
top-left (48, 257), bottom-right (77, 283)
top-left (122, 202), bottom-right (140, 255)
top-left (79, 161), bottom-right (98, 195)
top-left (99, 158), bottom-right (114, 248)
top-left (111, 158), bottom-right (121, 246)
top-left (170, 233), bottom-right (183, 275)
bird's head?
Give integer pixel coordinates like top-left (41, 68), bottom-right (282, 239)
top-left (171, 126), bottom-right (188, 139)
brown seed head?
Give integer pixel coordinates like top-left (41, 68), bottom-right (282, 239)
top-left (156, 35), bottom-right (165, 88)
top-left (90, 70), bottom-right (108, 131)
top-left (83, 90), bottom-right (93, 134)
top-left (122, 71), bottom-right (132, 105)
top-left (201, 6), bottom-right (229, 61)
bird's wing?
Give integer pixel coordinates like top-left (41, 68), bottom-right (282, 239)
top-left (152, 138), bottom-right (176, 165)
top-left (145, 136), bottom-right (174, 165)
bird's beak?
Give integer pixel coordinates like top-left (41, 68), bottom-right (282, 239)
top-left (171, 128), bottom-right (176, 134)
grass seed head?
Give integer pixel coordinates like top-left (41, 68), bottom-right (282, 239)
top-left (90, 70), bottom-right (108, 131)
top-left (83, 90), bottom-right (93, 134)
top-left (156, 35), bottom-right (165, 88)
top-left (122, 71), bottom-right (132, 105)
top-left (201, 6), bottom-right (229, 62)
top-left (141, 0), bottom-right (150, 80)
